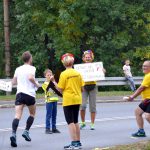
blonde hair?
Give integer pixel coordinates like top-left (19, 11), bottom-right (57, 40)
top-left (61, 53), bottom-right (74, 67)
top-left (82, 50), bottom-right (94, 60)
top-left (44, 69), bottom-right (52, 76)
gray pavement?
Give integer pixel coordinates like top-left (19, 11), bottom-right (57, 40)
top-left (0, 102), bottom-right (150, 150)
top-left (0, 96), bottom-right (141, 108)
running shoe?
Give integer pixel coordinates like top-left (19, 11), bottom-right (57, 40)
top-left (22, 130), bottom-right (31, 141)
top-left (64, 141), bottom-right (80, 150)
top-left (52, 128), bottom-right (61, 133)
top-left (64, 144), bottom-right (80, 150)
top-left (76, 141), bottom-right (82, 149)
top-left (132, 130), bottom-right (146, 137)
top-left (45, 129), bottom-right (53, 134)
top-left (90, 124), bottom-right (95, 130)
top-left (10, 135), bottom-right (17, 147)
top-left (80, 123), bottom-right (86, 130)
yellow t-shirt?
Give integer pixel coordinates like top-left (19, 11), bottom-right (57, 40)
top-left (85, 81), bottom-right (96, 85)
top-left (58, 68), bottom-right (84, 106)
top-left (141, 73), bottom-right (150, 100)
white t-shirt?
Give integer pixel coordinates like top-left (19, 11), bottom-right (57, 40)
top-left (123, 65), bottom-right (132, 77)
top-left (14, 64), bottom-right (36, 97)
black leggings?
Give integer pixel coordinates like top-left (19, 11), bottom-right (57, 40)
top-left (63, 105), bottom-right (80, 124)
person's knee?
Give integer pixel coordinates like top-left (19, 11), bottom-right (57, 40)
top-left (135, 108), bottom-right (143, 116)
top-left (28, 106), bottom-right (36, 116)
top-left (29, 110), bottom-right (35, 117)
top-left (15, 113), bottom-right (22, 120)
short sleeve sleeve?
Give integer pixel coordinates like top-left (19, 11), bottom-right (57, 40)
top-left (58, 73), bottom-right (66, 90)
top-left (28, 66), bottom-right (36, 76)
top-left (141, 74), bottom-right (150, 87)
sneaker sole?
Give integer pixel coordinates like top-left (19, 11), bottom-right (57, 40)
top-left (132, 134), bottom-right (146, 137)
top-left (64, 146), bottom-right (81, 150)
top-left (10, 136), bottom-right (17, 147)
top-left (90, 128), bottom-right (95, 130)
top-left (22, 134), bottom-right (31, 141)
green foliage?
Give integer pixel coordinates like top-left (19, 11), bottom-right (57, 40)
top-left (0, 0), bottom-right (150, 77)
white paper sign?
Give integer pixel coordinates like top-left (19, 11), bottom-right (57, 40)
top-left (74, 62), bottom-right (105, 82)
top-left (0, 80), bottom-right (12, 92)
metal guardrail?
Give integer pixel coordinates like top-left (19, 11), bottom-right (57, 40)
top-left (96, 76), bottom-right (143, 86)
top-left (0, 76), bottom-right (143, 87)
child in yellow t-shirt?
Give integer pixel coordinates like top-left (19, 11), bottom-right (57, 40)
top-left (42, 69), bottom-right (61, 134)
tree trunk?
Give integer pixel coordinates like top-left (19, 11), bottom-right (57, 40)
top-left (3, 0), bottom-right (11, 77)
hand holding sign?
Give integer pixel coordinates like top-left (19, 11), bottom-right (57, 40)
top-left (74, 62), bottom-right (105, 82)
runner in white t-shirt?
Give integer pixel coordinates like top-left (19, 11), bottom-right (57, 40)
top-left (10, 51), bottom-right (40, 147)
top-left (123, 60), bottom-right (136, 91)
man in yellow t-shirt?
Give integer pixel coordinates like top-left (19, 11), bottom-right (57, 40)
top-left (51, 53), bottom-right (84, 150)
top-left (128, 60), bottom-right (150, 137)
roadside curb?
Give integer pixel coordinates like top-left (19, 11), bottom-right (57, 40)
top-left (0, 99), bottom-right (141, 108)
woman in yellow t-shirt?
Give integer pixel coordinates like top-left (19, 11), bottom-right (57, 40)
top-left (51, 53), bottom-right (84, 150)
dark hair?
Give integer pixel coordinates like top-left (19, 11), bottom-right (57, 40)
top-left (22, 51), bottom-right (32, 63)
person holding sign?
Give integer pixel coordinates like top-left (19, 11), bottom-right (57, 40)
top-left (80, 50), bottom-right (105, 130)
top-left (51, 53), bottom-right (84, 149)
top-left (10, 51), bottom-right (40, 147)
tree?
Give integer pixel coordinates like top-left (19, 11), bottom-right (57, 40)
top-left (0, 0), bottom-right (150, 77)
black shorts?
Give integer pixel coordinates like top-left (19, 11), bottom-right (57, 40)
top-left (63, 105), bottom-right (80, 124)
top-left (139, 100), bottom-right (150, 113)
top-left (15, 93), bottom-right (35, 106)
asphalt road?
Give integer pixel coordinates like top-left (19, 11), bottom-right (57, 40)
top-left (0, 102), bottom-right (150, 150)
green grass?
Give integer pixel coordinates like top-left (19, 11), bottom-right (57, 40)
top-left (0, 93), bottom-right (44, 101)
top-left (0, 91), bottom-right (133, 101)
top-left (99, 141), bottom-right (150, 150)
top-left (98, 91), bottom-right (133, 96)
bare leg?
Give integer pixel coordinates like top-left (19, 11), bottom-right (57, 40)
top-left (68, 123), bottom-right (77, 141)
top-left (135, 107), bottom-right (144, 129)
top-left (75, 123), bottom-right (80, 141)
top-left (91, 112), bottom-right (96, 124)
top-left (15, 104), bottom-right (24, 119)
top-left (80, 110), bottom-right (85, 122)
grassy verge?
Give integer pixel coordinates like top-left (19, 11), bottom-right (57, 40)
top-left (98, 91), bottom-right (132, 96)
top-left (0, 93), bottom-right (44, 101)
top-left (0, 91), bottom-right (133, 101)
top-left (93, 141), bottom-right (150, 150)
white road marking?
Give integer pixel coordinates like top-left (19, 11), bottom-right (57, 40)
top-left (0, 116), bottom-right (135, 133)
top-left (130, 136), bottom-right (138, 139)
